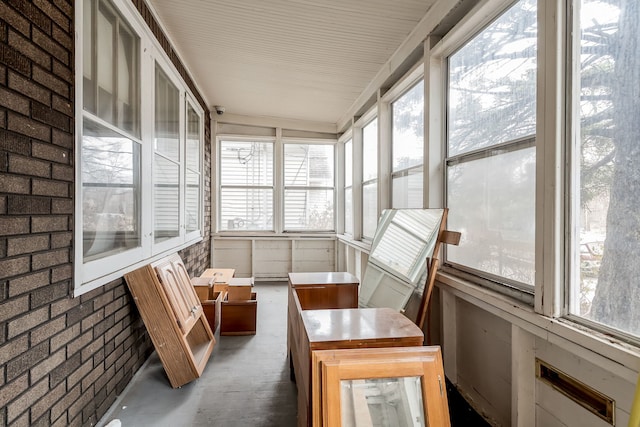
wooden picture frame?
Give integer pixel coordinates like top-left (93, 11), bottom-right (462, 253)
top-left (312, 346), bottom-right (450, 427)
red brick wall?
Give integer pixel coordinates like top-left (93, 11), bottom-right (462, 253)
top-left (0, 1), bottom-right (212, 425)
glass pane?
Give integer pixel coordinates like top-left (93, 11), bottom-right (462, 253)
top-left (448, 0), bottom-right (537, 156)
top-left (155, 65), bottom-right (180, 162)
top-left (363, 118), bottom-right (378, 181)
top-left (570, 0), bottom-right (640, 337)
top-left (220, 141), bottom-right (273, 186)
top-left (340, 376), bottom-right (424, 427)
top-left (117, 23), bottom-right (138, 135)
top-left (186, 103), bottom-right (201, 172)
top-left (284, 189), bottom-right (334, 231)
top-left (344, 187), bottom-right (353, 235)
top-left (362, 182), bottom-right (378, 239)
top-left (154, 154), bottom-right (179, 243)
top-left (88, 0), bottom-right (139, 136)
top-left (345, 139), bottom-right (352, 187)
top-left (82, 119), bottom-right (140, 261)
top-left (97, 2), bottom-right (115, 123)
top-left (82, 0), bottom-right (94, 113)
top-left (284, 144), bottom-right (334, 187)
top-left (447, 148), bottom-right (535, 285)
top-left (392, 81), bottom-right (424, 172)
top-left (392, 168), bottom-right (423, 208)
top-left (220, 188), bottom-right (273, 231)
top-left (185, 170), bottom-right (200, 233)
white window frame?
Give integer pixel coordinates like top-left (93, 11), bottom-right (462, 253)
top-left (429, 0), bottom-right (538, 295)
top-left (358, 111), bottom-right (379, 241)
top-left (282, 139), bottom-right (336, 233)
top-left (343, 138), bottom-right (353, 236)
top-left (217, 136), bottom-right (276, 232)
top-left (381, 64), bottom-right (425, 209)
top-left (75, 0), bottom-right (204, 295)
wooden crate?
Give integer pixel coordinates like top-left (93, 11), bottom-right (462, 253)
top-left (192, 276), bottom-right (214, 301)
top-left (221, 292), bottom-right (257, 335)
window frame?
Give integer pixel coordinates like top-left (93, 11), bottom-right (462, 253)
top-left (384, 68), bottom-right (425, 209)
top-left (75, 0), bottom-right (204, 295)
top-left (359, 114), bottom-right (379, 241)
top-left (282, 140), bottom-right (336, 233)
top-left (217, 137), bottom-right (276, 232)
top-left (343, 138), bottom-right (353, 236)
top-left (434, 0), bottom-right (538, 295)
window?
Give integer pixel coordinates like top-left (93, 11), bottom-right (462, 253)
top-left (569, 0), bottom-right (640, 338)
top-left (362, 118), bottom-right (378, 239)
top-left (392, 80), bottom-right (424, 208)
top-left (445, 0), bottom-right (537, 288)
top-left (77, 0), bottom-right (203, 293)
top-left (344, 139), bottom-right (353, 235)
top-left (185, 102), bottom-right (202, 234)
top-left (154, 64), bottom-right (180, 243)
top-left (284, 143), bottom-right (335, 231)
top-left (81, 0), bottom-right (141, 265)
top-left (219, 140), bottom-right (274, 231)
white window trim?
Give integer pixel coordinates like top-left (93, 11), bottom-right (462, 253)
top-left (74, 0), bottom-right (204, 296)
top-left (216, 136), bottom-right (276, 233)
top-left (357, 111), bottom-right (379, 241)
top-left (281, 138), bottom-right (337, 232)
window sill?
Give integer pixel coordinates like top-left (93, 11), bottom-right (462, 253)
top-left (336, 235), bottom-right (372, 252)
top-left (74, 236), bottom-right (203, 297)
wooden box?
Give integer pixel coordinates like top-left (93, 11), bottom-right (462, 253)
top-left (201, 290), bottom-right (225, 335)
top-left (221, 291), bottom-right (257, 336)
top-left (192, 276), bottom-right (215, 301)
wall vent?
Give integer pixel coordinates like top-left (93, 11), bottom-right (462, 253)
top-left (536, 358), bottom-right (615, 425)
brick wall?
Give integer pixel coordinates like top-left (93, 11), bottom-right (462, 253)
top-left (0, 1), bottom-right (212, 426)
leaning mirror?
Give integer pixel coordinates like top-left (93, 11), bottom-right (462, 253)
top-left (358, 209), bottom-right (445, 316)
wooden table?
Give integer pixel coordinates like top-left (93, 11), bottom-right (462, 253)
top-left (288, 272), bottom-right (424, 427)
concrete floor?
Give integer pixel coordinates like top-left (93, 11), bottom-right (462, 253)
top-left (99, 282), bottom-right (297, 427)
top-left (98, 281), bottom-right (489, 427)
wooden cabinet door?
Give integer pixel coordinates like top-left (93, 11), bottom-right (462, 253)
top-left (169, 254), bottom-right (202, 316)
top-left (154, 257), bottom-right (199, 334)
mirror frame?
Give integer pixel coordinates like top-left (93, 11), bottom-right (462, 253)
top-left (314, 346), bottom-right (450, 427)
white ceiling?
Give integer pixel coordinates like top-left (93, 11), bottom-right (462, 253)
top-left (147, 0), bottom-right (441, 126)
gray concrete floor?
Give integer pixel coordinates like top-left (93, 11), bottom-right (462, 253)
top-left (99, 282), bottom-right (297, 427)
top-left (98, 281), bottom-right (489, 427)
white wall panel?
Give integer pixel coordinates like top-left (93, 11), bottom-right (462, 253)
top-left (291, 240), bottom-right (335, 272)
top-left (455, 299), bottom-right (512, 426)
top-left (212, 237), bottom-right (336, 279)
top-left (211, 239), bottom-right (252, 277)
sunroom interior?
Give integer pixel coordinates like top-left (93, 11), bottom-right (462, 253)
top-left (1, 0), bottom-right (640, 426)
